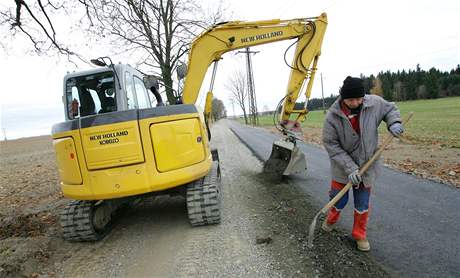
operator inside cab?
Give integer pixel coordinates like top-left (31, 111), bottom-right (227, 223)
top-left (66, 72), bottom-right (117, 119)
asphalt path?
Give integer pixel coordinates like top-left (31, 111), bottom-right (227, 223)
top-left (228, 120), bottom-right (460, 278)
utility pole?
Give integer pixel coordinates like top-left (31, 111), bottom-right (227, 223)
top-left (2, 128), bottom-right (6, 141)
top-left (236, 47), bottom-right (259, 126)
top-left (321, 73), bottom-right (326, 114)
top-left (229, 98), bottom-right (236, 119)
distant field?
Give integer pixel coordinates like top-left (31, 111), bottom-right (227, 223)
top-left (237, 96), bottom-right (460, 147)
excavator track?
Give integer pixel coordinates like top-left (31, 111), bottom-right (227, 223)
top-left (186, 160), bottom-right (221, 226)
top-left (60, 200), bottom-right (112, 242)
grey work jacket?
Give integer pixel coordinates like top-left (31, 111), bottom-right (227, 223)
top-left (322, 94), bottom-right (401, 187)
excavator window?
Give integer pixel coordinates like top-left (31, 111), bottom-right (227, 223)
top-left (133, 76), bottom-right (151, 108)
top-left (124, 71), bottom-right (137, 109)
top-left (66, 71), bottom-right (117, 119)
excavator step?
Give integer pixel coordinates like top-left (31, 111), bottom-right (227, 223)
top-left (60, 200), bottom-right (111, 242)
top-left (186, 160), bottom-right (221, 226)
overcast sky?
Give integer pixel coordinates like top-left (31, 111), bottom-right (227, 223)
top-left (1, 0), bottom-right (459, 139)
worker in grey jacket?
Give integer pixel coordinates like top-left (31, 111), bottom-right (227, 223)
top-left (321, 76), bottom-right (404, 251)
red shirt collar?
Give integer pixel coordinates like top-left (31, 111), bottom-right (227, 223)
top-left (340, 101), bottom-right (352, 116)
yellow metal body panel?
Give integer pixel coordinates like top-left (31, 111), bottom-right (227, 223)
top-left (204, 91), bottom-right (213, 121)
top-left (150, 118), bottom-right (205, 172)
top-left (81, 121), bottom-right (144, 170)
top-left (53, 137), bottom-right (82, 185)
top-left (52, 109), bottom-right (212, 200)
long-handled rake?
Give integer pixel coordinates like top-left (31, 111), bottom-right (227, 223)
top-left (307, 113), bottom-right (413, 248)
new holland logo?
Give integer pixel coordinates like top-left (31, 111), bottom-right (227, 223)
top-left (89, 130), bottom-right (129, 145)
top-left (241, 31), bottom-right (283, 43)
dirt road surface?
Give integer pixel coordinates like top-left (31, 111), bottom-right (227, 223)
top-left (1, 121), bottom-right (391, 278)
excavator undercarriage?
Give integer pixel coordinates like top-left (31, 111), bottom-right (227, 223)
top-left (60, 154), bottom-right (221, 241)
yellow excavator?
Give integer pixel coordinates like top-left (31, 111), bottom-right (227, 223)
top-left (51, 13), bottom-right (327, 241)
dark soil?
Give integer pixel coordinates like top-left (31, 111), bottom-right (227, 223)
top-left (241, 172), bottom-right (393, 278)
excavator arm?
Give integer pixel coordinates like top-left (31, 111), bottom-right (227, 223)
top-left (182, 13), bottom-right (327, 126)
top-left (181, 13), bottom-right (328, 176)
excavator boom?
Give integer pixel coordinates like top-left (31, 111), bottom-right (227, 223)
top-left (182, 14), bottom-right (327, 118)
top-left (181, 13), bottom-right (328, 176)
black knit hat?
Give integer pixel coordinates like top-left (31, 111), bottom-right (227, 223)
top-left (340, 76), bottom-right (365, 99)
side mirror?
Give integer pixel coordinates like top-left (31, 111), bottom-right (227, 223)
top-left (176, 63), bottom-right (188, 80)
top-left (90, 58), bottom-right (107, 67)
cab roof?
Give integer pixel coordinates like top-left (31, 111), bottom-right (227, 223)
top-left (63, 64), bottom-right (134, 80)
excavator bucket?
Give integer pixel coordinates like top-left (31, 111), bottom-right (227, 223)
top-left (263, 139), bottom-right (307, 176)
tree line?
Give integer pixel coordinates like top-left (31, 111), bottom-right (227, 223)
top-left (362, 64), bottom-right (460, 101)
top-left (306, 64), bottom-right (460, 111)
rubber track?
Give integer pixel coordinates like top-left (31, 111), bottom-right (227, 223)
top-left (60, 200), bottom-right (107, 242)
top-left (186, 161), bottom-right (221, 226)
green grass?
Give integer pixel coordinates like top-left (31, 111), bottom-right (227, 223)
top-left (237, 96), bottom-right (460, 147)
top-left (390, 97), bottom-right (460, 147)
top-left (240, 109), bottom-right (326, 128)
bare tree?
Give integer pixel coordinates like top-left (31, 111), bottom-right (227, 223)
top-left (2, 0), bottom-right (227, 95)
top-left (1, 1), bottom-right (85, 62)
top-left (226, 69), bottom-right (248, 124)
top-left (79, 0), bottom-right (226, 103)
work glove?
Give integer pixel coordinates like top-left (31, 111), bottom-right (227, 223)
top-left (389, 122), bottom-right (404, 137)
top-left (348, 169), bottom-right (362, 188)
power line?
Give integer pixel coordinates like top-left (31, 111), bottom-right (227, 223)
top-left (229, 98), bottom-right (236, 118)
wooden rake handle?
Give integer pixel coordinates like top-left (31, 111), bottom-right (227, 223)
top-left (320, 112), bottom-right (413, 214)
